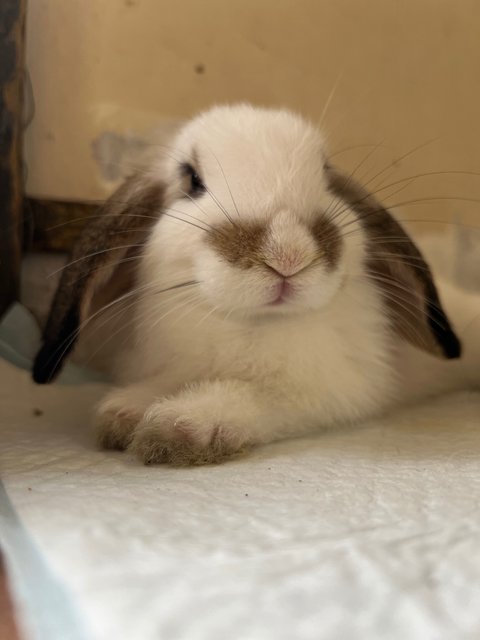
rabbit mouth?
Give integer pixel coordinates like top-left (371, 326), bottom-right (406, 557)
top-left (266, 279), bottom-right (296, 306)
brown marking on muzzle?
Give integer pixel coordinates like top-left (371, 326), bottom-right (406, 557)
top-left (311, 215), bottom-right (342, 271)
top-left (208, 214), bottom-right (343, 274)
top-left (207, 221), bottom-right (268, 269)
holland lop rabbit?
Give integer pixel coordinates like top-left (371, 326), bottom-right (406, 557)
top-left (33, 105), bottom-right (480, 465)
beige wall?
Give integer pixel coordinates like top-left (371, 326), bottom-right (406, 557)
top-left (25, 0), bottom-right (480, 231)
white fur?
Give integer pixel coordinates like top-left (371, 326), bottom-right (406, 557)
top-left (94, 105), bottom-right (480, 464)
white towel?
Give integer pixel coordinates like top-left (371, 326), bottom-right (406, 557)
top-left (2, 357), bottom-right (480, 640)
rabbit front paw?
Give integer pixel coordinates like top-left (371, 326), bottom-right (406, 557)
top-left (95, 392), bottom-right (146, 450)
top-left (128, 398), bottom-right (247, 466)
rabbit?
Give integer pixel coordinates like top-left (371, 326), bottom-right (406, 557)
top-left (32, 104), bottom-right (480, 465)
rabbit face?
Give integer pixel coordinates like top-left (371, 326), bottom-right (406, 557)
top-left (143, 105), bottom-right (360, 317)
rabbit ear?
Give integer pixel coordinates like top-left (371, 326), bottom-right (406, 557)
top-left (326, 165), bottom-right (461, 359)
top-left (32, 174), bottom-right (165, 384)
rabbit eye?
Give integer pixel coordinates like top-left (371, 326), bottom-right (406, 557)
top-left (181, 163), bottom-right (205, 197)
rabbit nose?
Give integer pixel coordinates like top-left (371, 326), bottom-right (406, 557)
top-left (264, 259), bottom-right (311, 278)
top-left (266, 212), bottom-right (318, 276)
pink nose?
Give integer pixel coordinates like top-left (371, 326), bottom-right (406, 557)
top-left (266, 263), bottom-right (301, 278)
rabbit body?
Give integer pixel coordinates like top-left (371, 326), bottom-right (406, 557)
top-left (100, 253), bottom-right (395, 464)
top-left (34, 105), bottom-right (478, 465)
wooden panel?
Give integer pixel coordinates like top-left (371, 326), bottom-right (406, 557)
top-left (25, 198), bottom-right (98, 252)
top-left (0, 0), bottom-right (25, 317)
top-left (22, 0), bottom-right (480, 240)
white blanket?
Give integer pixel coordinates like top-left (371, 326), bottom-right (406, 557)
top-left (1, 357), bottom-right (480, 640)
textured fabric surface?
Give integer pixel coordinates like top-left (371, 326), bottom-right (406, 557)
top-left (1, 358), bottom-right (480, 640)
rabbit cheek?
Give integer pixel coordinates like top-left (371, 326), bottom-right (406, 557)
top-left (193, 250), bottom-right (266, 312)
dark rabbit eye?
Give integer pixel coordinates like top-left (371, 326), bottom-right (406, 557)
top-left (181, 163), bottom-right (205, 197)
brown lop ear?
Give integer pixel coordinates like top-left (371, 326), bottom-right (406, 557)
top-left (32, 174), bottom-right (165, 384)
top-left (325, 164), bottom-right (461, 359)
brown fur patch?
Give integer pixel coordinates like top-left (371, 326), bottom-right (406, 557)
top-left (207, 221), bottom-right (267, 269)
top-left (53, 177), bottom-right (164, 327)
top-left (33, 176), bottom-right (165, 383)
top-left (325, 164), bottom-right (460, 359)
top-left (311, 215), bottom-right (342, 271)
top-left (208, 215), bottom-right (342, 273)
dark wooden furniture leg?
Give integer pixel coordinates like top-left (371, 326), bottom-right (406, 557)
top-left (0, 0), bottom-right (26, 318)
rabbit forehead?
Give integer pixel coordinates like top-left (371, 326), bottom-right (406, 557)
top-left (171, 104), bottom-right (329, 211)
